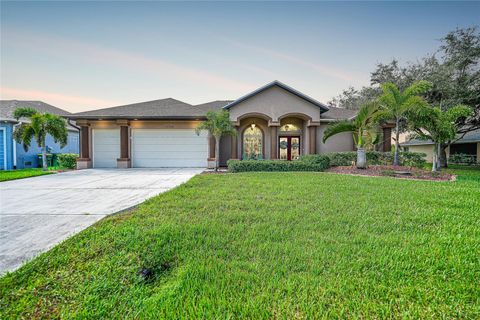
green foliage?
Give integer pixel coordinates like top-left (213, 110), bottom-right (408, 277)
top-left (12, 108), bottom-right (68, 171)
top-left (195, 110), bottom-right (236, 139)
top-left (1, 169), bottom-right (480, 318)
top-left (0, 168), bottom-right (54, 182)
top-left (323, 102), bottom-right (381, 148)
top-left (449, 153), bottom-right (478, 165)
top-left (324, 151), bottom-right (426, 167)
top-left (57, 153), bottom-right (79, 169)
top-left (227, 156), bottom-right (330, 173)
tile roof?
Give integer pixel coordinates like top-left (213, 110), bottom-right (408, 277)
top-left (321, 106), bottom-right (358, 120)
top-left (401, 128), bottom-right (480, 146)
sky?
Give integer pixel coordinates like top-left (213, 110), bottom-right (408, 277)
top-left (1, 1), bottom-right (479, 113)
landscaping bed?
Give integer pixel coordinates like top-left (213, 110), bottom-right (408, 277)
top-left (327, 165), bottom-right (454, 181)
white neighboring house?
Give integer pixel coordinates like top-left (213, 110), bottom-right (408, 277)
top-left (401, 129), bottom-right (480, 164)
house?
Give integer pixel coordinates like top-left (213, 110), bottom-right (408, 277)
top-left (0, 101), bottom-right (80, 170)
top-left (401, 129), bottom-right (480, 163)
top-left (69, 81), bottom-right (393, 169)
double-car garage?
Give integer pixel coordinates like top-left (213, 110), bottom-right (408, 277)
top-left (92, 128), bottom-right (208, 168)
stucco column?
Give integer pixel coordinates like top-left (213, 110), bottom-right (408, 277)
top-left (270, 126), bottom-right (278, 159)
top-left (116, 120), bottom-right (131, 168)
top-left (308, 126), bottom-right (317, 154)
top-left (76, 122), bottom-right (92, 169)
top-left (231, 132), bottom-right (238, 159)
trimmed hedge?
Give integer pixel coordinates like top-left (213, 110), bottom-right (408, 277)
top-left (325, 151), bottom-right (426, 167)
top-left (228, 155), bottom-right (330, 173)
top-left (57, 153), bottom-right (79, 169)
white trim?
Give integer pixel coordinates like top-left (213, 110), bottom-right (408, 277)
top-left (0, 127), bottom-right (6, 170)
top-left (92, 128), bottom-right (95, 168)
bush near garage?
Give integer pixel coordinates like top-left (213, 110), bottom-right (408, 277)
top-left (227, 155), bottom-right (330, 173)
top-left (57, 153), bottom-right (79, 169)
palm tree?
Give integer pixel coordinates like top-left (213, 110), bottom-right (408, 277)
top-left (196, 110), bottom-right (236, 171)
top-left (407, 104), bottom-right (471, 172)
top-left (13, 108), bottom-right (68, 171)
top-left (378, 81), bottom-right (432, 165)
top-left (323, 102), bottom-right (381, 169)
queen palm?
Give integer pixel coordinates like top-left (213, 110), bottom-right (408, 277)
top-left (13, 108), bottom-right (68, 171)
top-left (378, 81), bottom-right (432, 165)
top-left (196, 110), bottom-right (236, 171)
top-left (323, 102), bottom-right (381, 169)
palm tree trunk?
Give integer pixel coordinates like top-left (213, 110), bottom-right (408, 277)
top-left (393, 120), bottom-right (400, 166)
top-left (214, 135), bottom-right (220, 172)
top-left (41, 140), bottom-right (48, 171)
top-left (356, 147), bottom-right (366, 169)
top-left (436, 143), bottom-right (442, 172)
top-left (432, 143), bottom-right (438, 172)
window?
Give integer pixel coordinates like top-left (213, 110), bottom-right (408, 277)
top-left (243, 125), bottom-right (263, 160)
top-left (279, 123), bottom-right (300, 132)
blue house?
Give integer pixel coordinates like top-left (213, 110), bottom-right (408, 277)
top-left (0, 101), bottom-right (79, 170)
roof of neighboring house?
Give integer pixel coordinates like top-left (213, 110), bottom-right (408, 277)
top-left (69, 98), bottom-right (207, 119)
top-left (223, 80), bottom-right (330, 112)
top-left (194, 100), bottom-right (233, 113)
top-left (0, 100), bottom-right (72, 122)
top-left (321, 106), bottom-right (357, 120)
top-left (401, 128), bottom-right (480, 146)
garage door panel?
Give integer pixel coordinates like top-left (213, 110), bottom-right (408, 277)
top-left (132, 129), bottom-right (207, 168)
top-left (93, 129), bottom-right (120, 168)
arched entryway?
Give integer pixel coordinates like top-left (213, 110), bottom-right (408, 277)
top-left (277, 117), bottom-right (306, 160)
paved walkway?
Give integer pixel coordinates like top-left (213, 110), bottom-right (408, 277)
top-left (0, 168), bottom-right (203, 274)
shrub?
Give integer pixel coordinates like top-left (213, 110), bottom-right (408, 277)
top-left (325, 151), bottom-right (426, 167)
top-left (57, 153), bottom-right (79, 169)
top-left (227, 156), bottom-right (330, 173)
top-left (399, 152), bottom-right (426, 167)
top-left (449, 153), bottom-right (477, 165)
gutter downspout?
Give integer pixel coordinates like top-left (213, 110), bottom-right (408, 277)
top-left (67, 119), bottom-right (81, 156)
top-left (12, 121), bottom-right (21, 169)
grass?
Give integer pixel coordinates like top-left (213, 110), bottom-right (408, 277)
top-left (1, 167), bottom-right (479, 318)
top-left (0, 168), bottom-right (55, 182)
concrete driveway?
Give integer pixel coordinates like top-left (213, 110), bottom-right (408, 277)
top-left (0, 168), bottom-right (203, 274)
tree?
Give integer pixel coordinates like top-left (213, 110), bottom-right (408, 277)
top-left (195, 110), bottom-right (236, 171)
top-left (407, 104), bottom-right (472, 172)
top-left (323, 102), bottom-right (381, 169)
top-left (13, 108), bottom-right (68, 171)
top-left (377, 81), bottom-right (432, 165)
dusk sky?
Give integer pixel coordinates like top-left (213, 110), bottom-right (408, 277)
top-left (1, 1), bottom-right (479, 113)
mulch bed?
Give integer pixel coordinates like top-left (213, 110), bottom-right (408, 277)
top-left (326, 165), bottom-right (455, 181)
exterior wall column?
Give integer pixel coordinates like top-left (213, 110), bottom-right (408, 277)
top-left (308, 126), bottom-right (317, 154)
top-left (230, 128), bottom-right (238, 160)
top-left (270, 126), bottom-right (278, 159)
top-left (76, 121), bottom-right (92, 169)
top-left (117, 120), bottom-right (131, 168)
top-left (207, 134), bottom-right (216, 168)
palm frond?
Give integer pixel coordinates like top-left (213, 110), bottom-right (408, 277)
top-left (13, 107), bottom-right (38, 120)
top-left (322, 120), bottom-right (356, 143)
top-left (403, 80), bottom-right (432, 98)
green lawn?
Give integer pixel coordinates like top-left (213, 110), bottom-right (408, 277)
top-left (0, 168), bottom-right (55, 182)
top-left (1, 168), bottom-right (479, 318)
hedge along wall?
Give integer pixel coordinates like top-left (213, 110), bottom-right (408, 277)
top-left (228, 155), bottom-right (330, 173)
top-left (326, 151), bottom-right (426, 167)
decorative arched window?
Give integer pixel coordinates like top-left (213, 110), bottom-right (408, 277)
top-left (243, 125), bottom-right (263, 160)
top-left (279, 123), bottom-right (301, 133)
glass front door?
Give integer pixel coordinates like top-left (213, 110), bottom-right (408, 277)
top-left (279, 136), bottom-right (300, 161)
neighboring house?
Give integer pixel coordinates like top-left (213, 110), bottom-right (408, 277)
top-left (401, 129), bottom-right (480, 163)
top-left (69, 81), bottom-right (393, 169)
top-left (0, 101), bottom-right (80, 170)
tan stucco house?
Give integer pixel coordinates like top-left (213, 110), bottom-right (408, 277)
top-left (69, 81), bottom-right (393, 169)
top-left (401, 129), bottom-right (480, 164)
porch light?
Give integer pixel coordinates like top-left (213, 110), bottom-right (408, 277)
top-left (285, 124), bottom-right (290, 131)
top-left (251, 123), bottom-right (256, 129)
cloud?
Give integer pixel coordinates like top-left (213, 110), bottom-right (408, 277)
top-left (4, 30), bottom-right (254, 94)
top-left (223, 38), bottom-right (358, 82)
top-left (0, 87), bottom-right (121, 112)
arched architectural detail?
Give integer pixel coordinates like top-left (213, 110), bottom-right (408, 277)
top-left (278, 112), bottom-right (313, 122)
top-left (234, 112), bottom-right (273, 126)
top-left (241, 124), bottom-right (265, 160)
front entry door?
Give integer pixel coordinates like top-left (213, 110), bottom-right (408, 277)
top-left (279, 136), bottom-right (300, 161)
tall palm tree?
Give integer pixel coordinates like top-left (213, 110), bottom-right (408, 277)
top-left (323, 102), bottom-right (381, 169)
top-left (196, 110), bottom-right (236, 171)
top-left (13, 108), bottom-right (68, 171)
top-left (378, 80), bottom-right (432, 165)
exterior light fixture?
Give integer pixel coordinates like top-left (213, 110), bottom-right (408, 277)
top-left (251, 123), bottom-right (256, 129)
top-left (285, 124), bottom-right (290, 131)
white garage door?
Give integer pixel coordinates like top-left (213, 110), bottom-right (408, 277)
top-left (132, 129), bottom-right (208, 167)
top-left (93, 129), bottom-right (120, 168)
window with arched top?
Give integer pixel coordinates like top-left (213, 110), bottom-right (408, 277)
top-left (279, 123), bottom-right (301, 133)
top-left (242, 125), bottom-right (263, 160)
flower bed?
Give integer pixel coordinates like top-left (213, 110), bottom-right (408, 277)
top-left (326, 165), bottom-right (454, 181)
